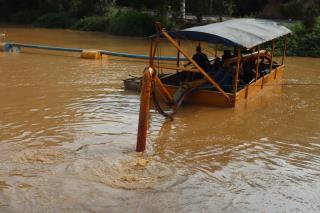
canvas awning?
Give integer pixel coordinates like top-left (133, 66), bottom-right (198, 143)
top-left (156, 19), bottom-right (291, 48)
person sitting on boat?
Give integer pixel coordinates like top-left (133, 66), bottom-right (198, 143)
top-left (221, 50), bottom-right (233, 65)
top-left (212, 57), bottom-right (222, 70)
top-left (184, 45), bottom-right (210, 71)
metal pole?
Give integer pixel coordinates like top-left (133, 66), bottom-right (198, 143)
top-left (233, 48), bottom-right (241, 102)
top-left (177, 40), bottom-right (181, 70)
top-left (154, 76), bottom-right (173, 103)
top-left (255, 46), bottom-right (260, 81)
top-left (149, 39), bottom-right (154, 67)
top-left (181, 0), bottom-right (186, 20)
top-left (269, 40), bottom-right (275, 73)
top-left (136, 68), bottom-right (153, 152)
top-left (136, 39), bottom-right (155, 152)
top-left (215, 44), bottom-right (218, 57)
top-left (281, 35), bottom-right (288, 65)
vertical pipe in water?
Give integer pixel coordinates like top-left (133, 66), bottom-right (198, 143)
top-left (136, 67), bottom-right (153, 152)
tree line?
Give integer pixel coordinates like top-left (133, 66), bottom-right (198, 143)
top-left (0, 0), bottom-right (319, 57)
top-left (1, 0), bottom-right (319, 24)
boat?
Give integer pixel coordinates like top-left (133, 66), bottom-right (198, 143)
top-left (133, 18), bottom-right (291, 152)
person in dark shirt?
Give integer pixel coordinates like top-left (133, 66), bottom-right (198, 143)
top-left (221, 50), bottom-right (232, 65)
top-left (185, 45), bottom-right (210, 71)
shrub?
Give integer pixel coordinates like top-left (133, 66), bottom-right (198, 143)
top-left (33, 13), bottom-right (75, 28)
top-left (280, 0), bottom-right (304, 19)
top-left (287, 17), bottom-right (320, 57)
top-left (108, 10), bottom-right (174, 37)
top-left (108, 10), bottom-right (156, 36)
top-left (11, 10), bottom-right (40, 24)
top-left (71, 16), bottom-right (109, 31)
top-left (303, 6), bottom-right (319, 29)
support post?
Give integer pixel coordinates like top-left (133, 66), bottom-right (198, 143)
top-left (149, 39), bottom-right (154, 67)
top-left (215, 44), bottom-right (218, 57)
top-left (281, 35), bottom-right (288, 65)
top-left (181, 0), bottom-right (186, 20)
top-left (255, 46), bottom-right (260, 81)
top-left (154, 76), bottom-right (173, 103)
top-left (233, 48), bottom-right (241, 103)
top-left (176, 40), bottom-right (181, 71)
top-left (136, 67), bottom-right (154, 152)
top-left (269, 40), bottom-right (275, 73)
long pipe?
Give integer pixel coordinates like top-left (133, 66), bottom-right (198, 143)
top-left (9, 42), bottom-right (83, 52)
top-left (136, 67), bottom-right (153, 152)
top-left (5, 42), bottom-right (187, 61)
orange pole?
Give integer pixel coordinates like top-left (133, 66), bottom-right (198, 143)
top-left (136, 67), bottom-right (154, 152)
top-left (233, 48), bottom-right (241, 102)
top-left (161, 30), bottom-right (230, 102)
top-left (255, 46), bottom-right (260, 81)
top-left (154, 76), bottom-right (173, 103)
top-left (177, 40), bottom-right (181, 70)
top-left (157, 65), bottom-right (199, 72)
top-left (215, 44), bottom-right (218, 57)
top-left (152, 38), bottom-right (159, 61)
top-left (149, 39), bottom-right (154, 67)
top-left (269, 40), bottom-right (275, 73)
top-left (281, 35), bottom-right (288, 65)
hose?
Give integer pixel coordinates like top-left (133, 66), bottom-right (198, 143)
top-left (151, 80), bottom-right (197, 121)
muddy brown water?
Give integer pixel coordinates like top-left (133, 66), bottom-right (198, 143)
top-left (0, 26), bottom-right (320, 212)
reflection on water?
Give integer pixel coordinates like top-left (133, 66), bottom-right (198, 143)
top-left (1, 26), bottom-right (320, 212)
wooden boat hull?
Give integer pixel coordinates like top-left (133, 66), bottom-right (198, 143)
top-left (123, 77), bottom-right (141, 91)
top-left (161, 65), bottom-right (284, 107)
top-left (235, 65), bottom-right (284, 105)
top-left (124, 65), bottom-right (284, 108)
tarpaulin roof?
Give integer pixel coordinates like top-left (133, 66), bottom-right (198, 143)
top-left (161, 19), bottom-right (291, 48)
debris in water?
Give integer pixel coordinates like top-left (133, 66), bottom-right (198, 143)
top-left (13, 149), bottom-right (64, 164)
top-left (68, 156), bottom-right (184, 190)
top-left (0, 181), bottom-right (10, 189)
top-left (0, 201), bottom-right (8, 207)
top-left (17, 183), bottom-right (33, 189)
top-left (75, 144), bottom-right (89, 152)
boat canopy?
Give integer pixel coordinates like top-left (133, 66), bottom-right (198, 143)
top-left (154, 19), bottom-right (291, 49)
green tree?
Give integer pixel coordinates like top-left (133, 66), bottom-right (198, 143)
top-left (186, 0), bottom-right (233, 22)
top-left (303, 6), bottom-right (319, 29)
top-left (213, 0), bottom-right (233, 22)
top-left (69, 0), bottom-right (115, 17)
top-left (232, 0), bottom-right (267, 16)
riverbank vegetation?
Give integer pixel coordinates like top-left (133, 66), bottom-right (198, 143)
top-left (0, 0), bottom-right (319, 56)
top-left (286, 17), bottom-right (320, 57)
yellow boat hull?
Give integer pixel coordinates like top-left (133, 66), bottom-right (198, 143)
top-left (162, 65), bottom-right (284, 108)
